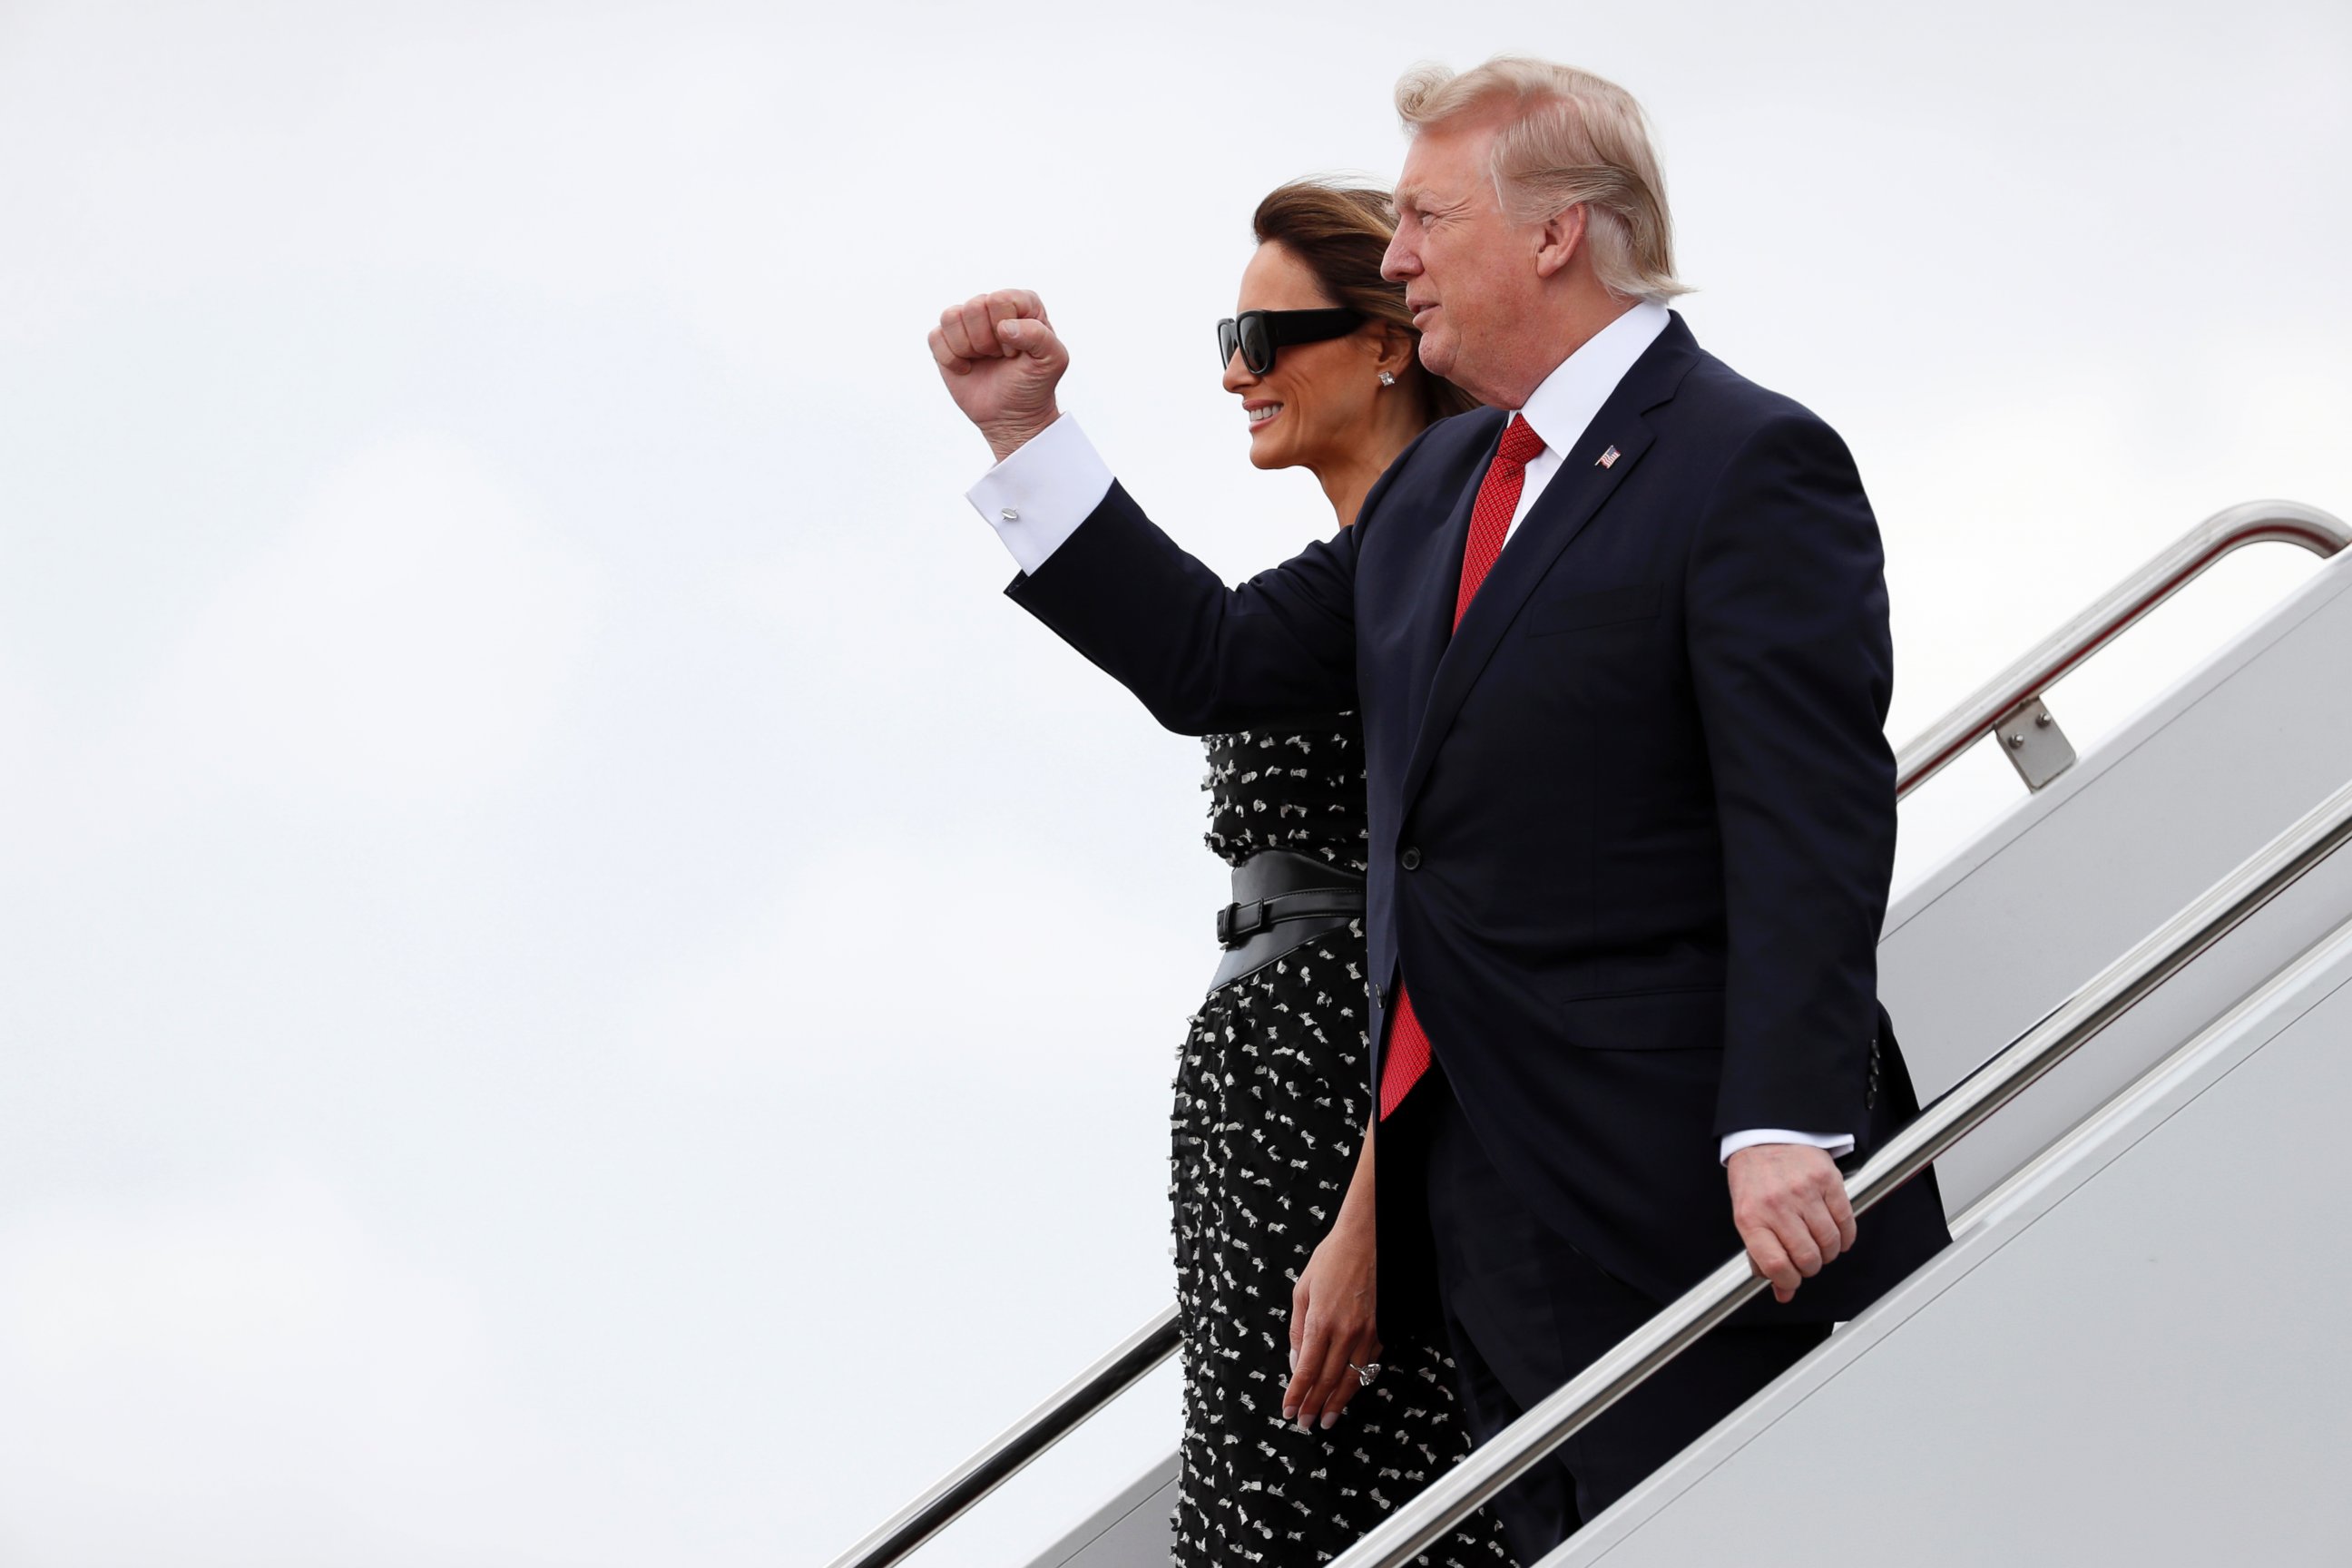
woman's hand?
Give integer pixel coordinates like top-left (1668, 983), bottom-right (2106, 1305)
top-left (1283, 1208), bottom-right (1381, 1432)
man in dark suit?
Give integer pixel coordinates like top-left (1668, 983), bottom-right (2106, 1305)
top-left (928, 57), bottom-right (1947, 1554)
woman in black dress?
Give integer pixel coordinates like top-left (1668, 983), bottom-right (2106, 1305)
top-left (1171, 182), bottom-right (1511, 1568)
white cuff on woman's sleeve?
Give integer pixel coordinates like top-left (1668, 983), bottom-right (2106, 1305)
top-left (964, 415), bottom-right (1114, 576)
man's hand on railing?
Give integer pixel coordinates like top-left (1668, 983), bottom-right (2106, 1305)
top-left (1284, 1209), bottom-right (1382, 1432)
top-left (1727, 1143), bottom-right (1857, 1304)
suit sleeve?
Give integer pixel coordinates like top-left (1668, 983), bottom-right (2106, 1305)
top-left (1686, 411), bottom-right (1896, 1138)
top-left (1003, 481), bottom-right (1371, 736)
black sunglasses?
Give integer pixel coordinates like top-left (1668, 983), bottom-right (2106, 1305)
top-left (1217, 308), bottom-right (1367, 375)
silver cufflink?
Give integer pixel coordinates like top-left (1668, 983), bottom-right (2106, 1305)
top-left (1000, 507), bottom-right (1020, 522)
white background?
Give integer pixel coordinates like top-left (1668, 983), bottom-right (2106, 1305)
top-left (0, 1), bottom-right (2345, 1563)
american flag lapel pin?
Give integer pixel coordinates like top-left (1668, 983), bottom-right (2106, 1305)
top-left (1596, 445), bottom-right (1620, 468)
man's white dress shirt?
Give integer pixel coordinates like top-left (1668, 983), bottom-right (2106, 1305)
top-left (966, 299), bottom-right (1852, 1165)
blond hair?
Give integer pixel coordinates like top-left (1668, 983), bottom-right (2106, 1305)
top-left (1396, 56), bottom-right (1690, 304)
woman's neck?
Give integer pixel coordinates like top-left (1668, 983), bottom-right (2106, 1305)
top-left (1314, 401), bottom-right (1424, 528)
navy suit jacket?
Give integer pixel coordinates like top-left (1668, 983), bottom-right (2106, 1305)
top-left (1008, 314), bottom-right (1946, 1324)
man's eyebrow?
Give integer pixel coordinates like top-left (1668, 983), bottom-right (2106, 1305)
top-left (1393, 183), bottom-right (1424, 210)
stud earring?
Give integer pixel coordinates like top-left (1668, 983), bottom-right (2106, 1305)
top-left (1377, 370), bottom-right (1396, 387)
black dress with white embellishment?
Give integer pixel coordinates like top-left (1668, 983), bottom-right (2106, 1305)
top-left (1171, 717), bottom-right (1514, 1567)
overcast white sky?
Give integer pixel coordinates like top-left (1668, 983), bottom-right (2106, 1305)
top-left (0, 1), bottom-right (2345, 1563)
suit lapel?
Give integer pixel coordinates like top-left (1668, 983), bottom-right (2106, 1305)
top-left (1396, 318), bottom-right (1701, 813)
top-left (1395, 412), bottom-right (1504, 733)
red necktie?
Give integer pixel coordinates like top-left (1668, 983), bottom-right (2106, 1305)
top-left (1378, 414), bottom-right (1549, 1121)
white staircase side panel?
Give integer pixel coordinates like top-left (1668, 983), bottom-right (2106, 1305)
top-left (1880, 546), bottom-right (2352, 1211)
top-left (1544, 918), bottom-right (2352, 1566)
top-left (1028, 1458), bottom-right (1176, 1568)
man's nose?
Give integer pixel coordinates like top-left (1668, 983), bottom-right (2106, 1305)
top-left (1381, 233), bottom-right (1416, 281)
top-left (1221, 349), bottom-right (1256, 395)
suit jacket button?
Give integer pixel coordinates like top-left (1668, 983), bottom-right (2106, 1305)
top-left (1400, 847), bottom-right (1422, 870)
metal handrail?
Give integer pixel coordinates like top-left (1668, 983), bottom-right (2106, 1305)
top-left (819, 1306), bottom-right (1180, 1568)
top-left (1325, 775), bottom-right (2352, 1568)
top-left (828, 497), bottom-right (2351, 1568)
top-left (1894, 500), bottom-right (2348, 797)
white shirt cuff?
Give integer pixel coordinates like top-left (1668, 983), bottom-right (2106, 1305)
top-left (1720, 1128), bottom-right (1856, 1165)
top-left (964, 413), bottom-right (1113, 576)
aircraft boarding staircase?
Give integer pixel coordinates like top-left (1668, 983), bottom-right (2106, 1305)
top-left (826, 500), bottom-right (2352, 1568)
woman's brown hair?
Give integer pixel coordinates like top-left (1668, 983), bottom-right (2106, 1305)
top-left (1250, 180), bottom-right (1482, 426)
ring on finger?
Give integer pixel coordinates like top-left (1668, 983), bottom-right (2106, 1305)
top-left (1348, 1362), bottom-right (1381, 1387)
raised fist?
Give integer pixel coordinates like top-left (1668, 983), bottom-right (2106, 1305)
top-left (928, 289), bottom-right (1070, 463)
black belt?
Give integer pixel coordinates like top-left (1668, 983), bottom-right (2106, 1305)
top-left (1208, 850), bottom-right (1366, 993)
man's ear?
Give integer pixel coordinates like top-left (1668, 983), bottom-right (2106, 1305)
top-left (1534, 203), bottom-right (1588, 279)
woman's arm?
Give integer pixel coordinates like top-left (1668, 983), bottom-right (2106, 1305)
top-left (1284, 1122), bottom-right (1382, 1430)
